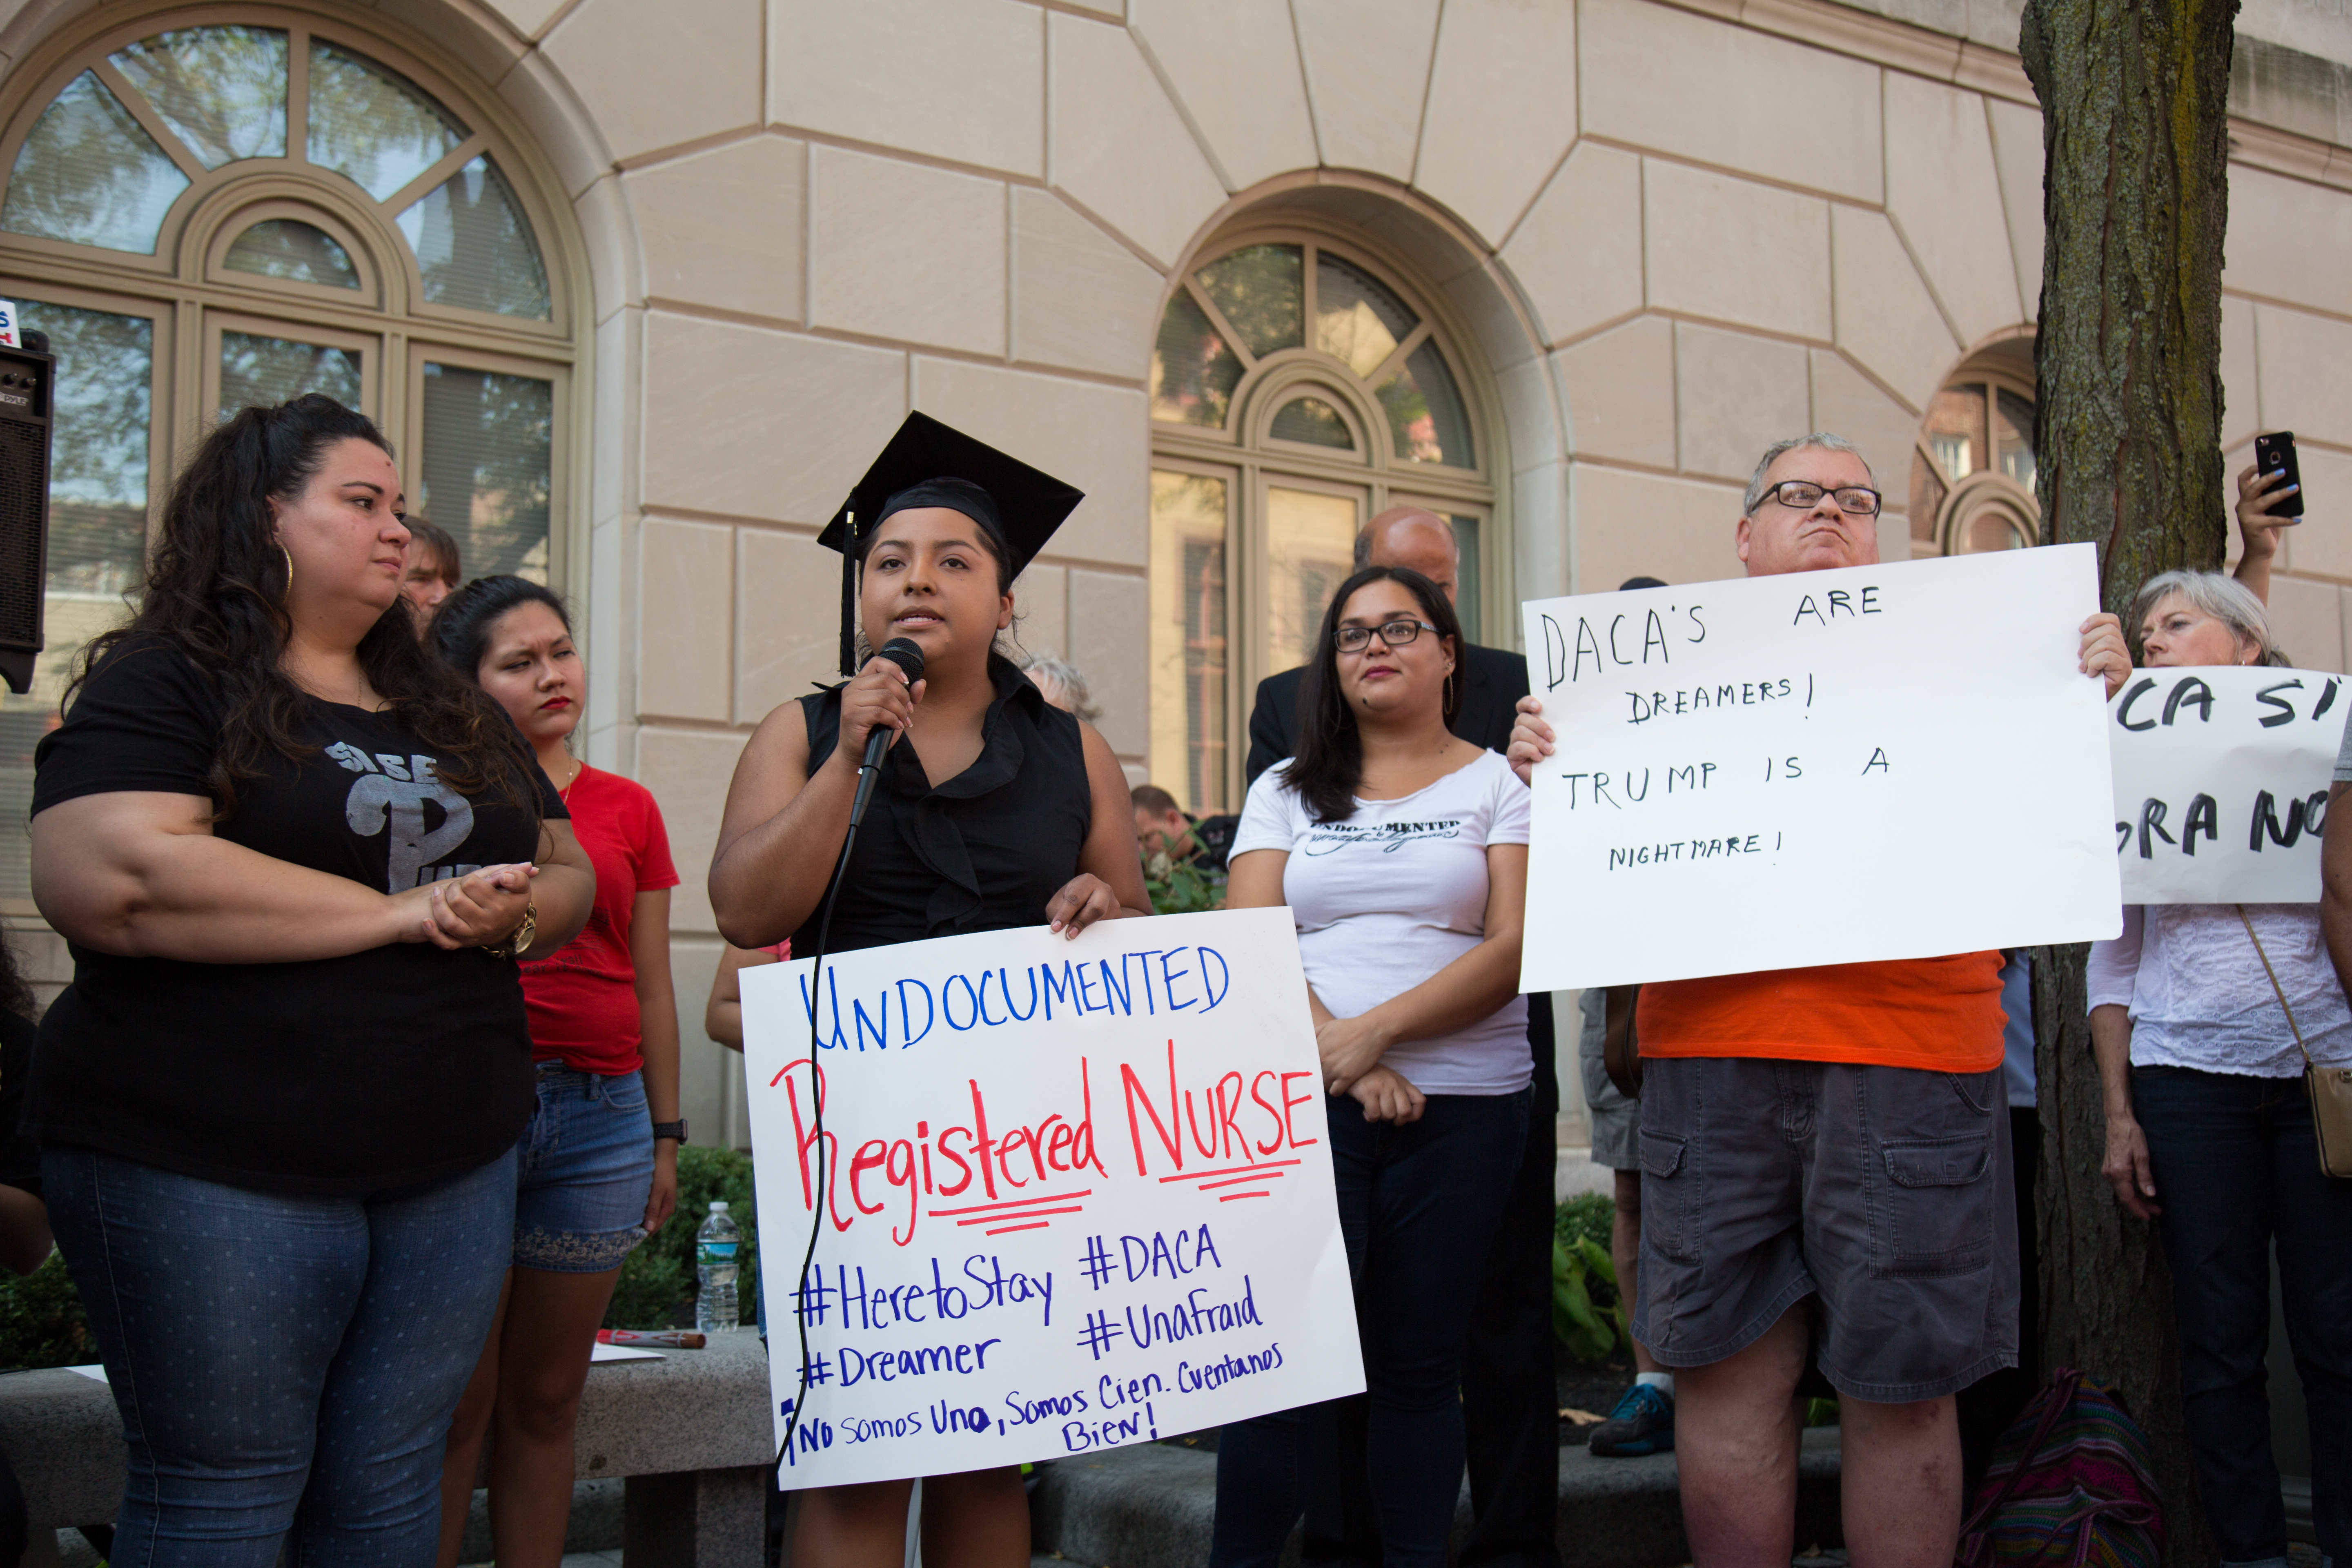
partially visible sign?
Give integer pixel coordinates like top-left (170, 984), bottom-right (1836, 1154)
top-left (1516, 545), bottom-right (2122, 991)
top-left (0, 300), bottom-right (18, 349)
top-left (2109, 666), bottom-right (2342, 903)
top-left (740, 907), bottom-right (1363, 1488)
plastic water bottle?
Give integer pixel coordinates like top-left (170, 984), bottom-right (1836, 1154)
top-left (695, 1201), bottom-right (741, 1332)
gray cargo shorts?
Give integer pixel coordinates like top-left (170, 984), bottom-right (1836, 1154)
top-left (1629, 1053), bottom-right (2018, 1403)
top-left (1575, 987), bottom-right (1639, 1170)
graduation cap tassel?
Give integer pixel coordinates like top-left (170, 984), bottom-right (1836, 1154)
top-left (838, 512), bottom-right (858, 679)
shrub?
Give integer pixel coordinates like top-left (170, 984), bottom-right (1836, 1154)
top-left (1552, 1195), bottom-right (1630, 1364)
top-left (606, 1145), bottom-right (761, 1329)
top-left (1143, 849), bottom-right (1223, 915)
top-left (0, 1252), bottom-right (94, 1370)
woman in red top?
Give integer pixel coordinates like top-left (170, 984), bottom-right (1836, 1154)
top-left (429, 575), bottom-right (684, 1568)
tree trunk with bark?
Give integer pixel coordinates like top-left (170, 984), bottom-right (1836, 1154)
top-left (2020, 0), bottom-right (2236, 1560)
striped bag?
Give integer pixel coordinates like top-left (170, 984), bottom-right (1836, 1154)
top-left (1955, 1366), bottom-right (2164, 1568)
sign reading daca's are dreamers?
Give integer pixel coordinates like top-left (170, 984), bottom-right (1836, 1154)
top-left (2108, 665), bottom-right (2343, 903)
top-left (1516, 544), bottom-right (2121, 991)
top-left (739, 907), bottom-right (1362, 1489)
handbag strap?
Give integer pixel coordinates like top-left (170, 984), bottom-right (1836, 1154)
top-left (2235, 904), bottom-right (2316, 1073)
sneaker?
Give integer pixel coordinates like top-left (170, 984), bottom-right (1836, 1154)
top-left (1586, 1382), bottom-right (1674, 1457)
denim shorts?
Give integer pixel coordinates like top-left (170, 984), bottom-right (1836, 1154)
top-left (1630, 1054), bottom-right (2018, 1402)
top-left (512, 1063), bottom-right (655, 1273)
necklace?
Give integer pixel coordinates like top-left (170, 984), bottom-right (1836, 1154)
top-left (554, 754), bottom-right (584, 801)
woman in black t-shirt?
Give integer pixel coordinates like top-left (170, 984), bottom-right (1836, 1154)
top-left (28, 394), bottom-right (593, 1566)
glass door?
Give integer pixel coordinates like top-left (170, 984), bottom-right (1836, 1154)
top-left (0, 287), bottom-right (166, 898)
top-left (1148, 465), bottom-right (1234, 815)
top-left (404, 345), bottom-right (560, 583)
top-left (1393, 493), bottom-right (1489, 643)
top-left (1259, 478), bottom-right (1363, 684)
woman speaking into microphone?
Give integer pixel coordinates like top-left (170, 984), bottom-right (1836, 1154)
top-left (709, 412), bottom-right (1151, 1566)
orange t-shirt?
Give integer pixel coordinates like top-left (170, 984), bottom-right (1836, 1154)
top-left (1634, 952), bottom-right (2006, 1073)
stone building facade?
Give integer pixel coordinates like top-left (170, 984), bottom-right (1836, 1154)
top-left (0, 0), bottom-right (2347, 1161)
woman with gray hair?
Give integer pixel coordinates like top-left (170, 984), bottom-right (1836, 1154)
top-left (1020, 652), bottom-right (1102, 725)
top-left (2084, 569), bottom-right (2352, 1568)
top-left (2129, 568), bottom-right (2291, 668)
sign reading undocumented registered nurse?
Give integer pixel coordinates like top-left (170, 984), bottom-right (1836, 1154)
top-left (1516, 544), bottom-right (2121, 991)
top-left (739, 906), bottom-right (1363, 1489)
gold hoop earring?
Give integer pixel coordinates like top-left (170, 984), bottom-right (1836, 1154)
top-left (1444, 670), bottom-right (1456, 710)
top-left (278, 543), bottom-right (294, 598)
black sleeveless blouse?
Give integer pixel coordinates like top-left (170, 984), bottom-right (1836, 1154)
top-left (791, 656), bottom-right (1094, 956)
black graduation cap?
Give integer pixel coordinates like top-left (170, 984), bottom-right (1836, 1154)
top-left (818, 411), bottom-right (1085, 677)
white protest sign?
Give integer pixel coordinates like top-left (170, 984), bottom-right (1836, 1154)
top-left (740, 907), bottom-right (1363, 1488)
top-left (2109, 666), bottom-right (2343, 903)
top-left (1517, 544), bottom-right (2121, 991)
top-left (0, 301), bottom-right (17, 349)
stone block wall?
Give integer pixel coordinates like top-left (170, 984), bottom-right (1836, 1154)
top-left (4, 0), bottom-right (2351, 1145)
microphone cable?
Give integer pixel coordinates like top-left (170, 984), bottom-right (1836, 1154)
top-left (778, 636), bottom-right (924, 1467)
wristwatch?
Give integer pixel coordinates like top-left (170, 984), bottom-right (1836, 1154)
top-left (483, 901), bottom-right (537, 960)
top-left (652, 1120), bottom-right (688, 1145)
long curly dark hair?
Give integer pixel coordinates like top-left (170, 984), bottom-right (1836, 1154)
top-left (0, 932), bottom-right (35, 1021)
top-left (1285, 565), bottom-right (1463, 824)
top-left (71, 394), bottom-right (541, 818)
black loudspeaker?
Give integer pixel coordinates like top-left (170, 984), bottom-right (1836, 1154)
top-left (0, 331), bottom-right (51, 696)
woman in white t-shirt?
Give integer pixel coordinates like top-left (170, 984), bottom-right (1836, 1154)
top-left (1208, 566), bottom-right (1532, 1568)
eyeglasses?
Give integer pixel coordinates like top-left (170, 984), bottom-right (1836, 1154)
top-left (1334, 618), bottom-right (1439, 653)
top-left (1762, 480), bottom-right (1881, 516)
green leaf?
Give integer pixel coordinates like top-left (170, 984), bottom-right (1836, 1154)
top-left (0, 1251), bottom-right (94, 1370)
top-left (1549, 1238), bottom-right (1615, 1361)
top-left (607, 1144), bottom-right (762, 1330)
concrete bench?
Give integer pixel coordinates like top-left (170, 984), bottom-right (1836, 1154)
top-left (1031, 1425), bottom-right (1845, 1568)
top-left (0, 1332), bottom-right (776, 1568)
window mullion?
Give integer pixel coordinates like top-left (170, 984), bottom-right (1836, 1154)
top-left (1186, 279), bottom-right (1257, 376)
top-left (286, 29), bottom-right (310, 165)
top-left (379, 134), bottom-right (487, 220)
top-left (1363, 322), bottom-right (1431, 392)
top-left (382, 327), bottom-right (408, 458)
top-left (89, 59), bottom-right (207, 183)
top-left (1301, 243), bottom-right (1318, 351)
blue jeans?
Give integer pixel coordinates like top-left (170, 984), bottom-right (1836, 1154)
top-left (1210, 1090), bottom-right (1529, 1568)
top-left (2133, 1067), bottom-right (2352, 1566)
top-left (512, 1064), bottom-right (654, 1273)
top-left (44, 1145), bottom-right (517, 1568)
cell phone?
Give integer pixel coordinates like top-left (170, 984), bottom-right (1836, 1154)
top-left (2254, 430), bottom-right (2304, 519)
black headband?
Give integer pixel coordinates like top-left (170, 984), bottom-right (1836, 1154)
top-left (873, 478), bottom-right (1006, 550)
top-left (837, 477), bottom-right (1009, 675)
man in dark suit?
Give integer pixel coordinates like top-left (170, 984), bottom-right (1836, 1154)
top-left (1245, 506), bottom-right (1560, 1568)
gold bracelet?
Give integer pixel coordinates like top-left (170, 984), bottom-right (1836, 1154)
top-left (483, 901), bottom-right (537, 960)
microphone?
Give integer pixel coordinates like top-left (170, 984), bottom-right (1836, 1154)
top-left (849, 637), bottom-right (925, 829)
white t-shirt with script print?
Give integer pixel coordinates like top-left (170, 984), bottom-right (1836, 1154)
top-left (1234, 748), bottom-right (1532, 1095)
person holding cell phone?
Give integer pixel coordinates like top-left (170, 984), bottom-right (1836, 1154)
top-left (2087, 571), bottom-right (2352, 1568)
top-left (2232, 430), bottom-right (2306, 606)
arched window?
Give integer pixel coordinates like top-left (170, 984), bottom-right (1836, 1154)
top-left (1147, 233), bottom-right (1499, 814)
top-left (0, 13), bottom-right (576, 901)
top-left (1909, 346), bottom-right (2038, 557)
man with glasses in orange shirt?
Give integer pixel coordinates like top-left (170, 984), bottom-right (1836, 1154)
top-left (1511, 433), bottom-right (2127, 1568)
